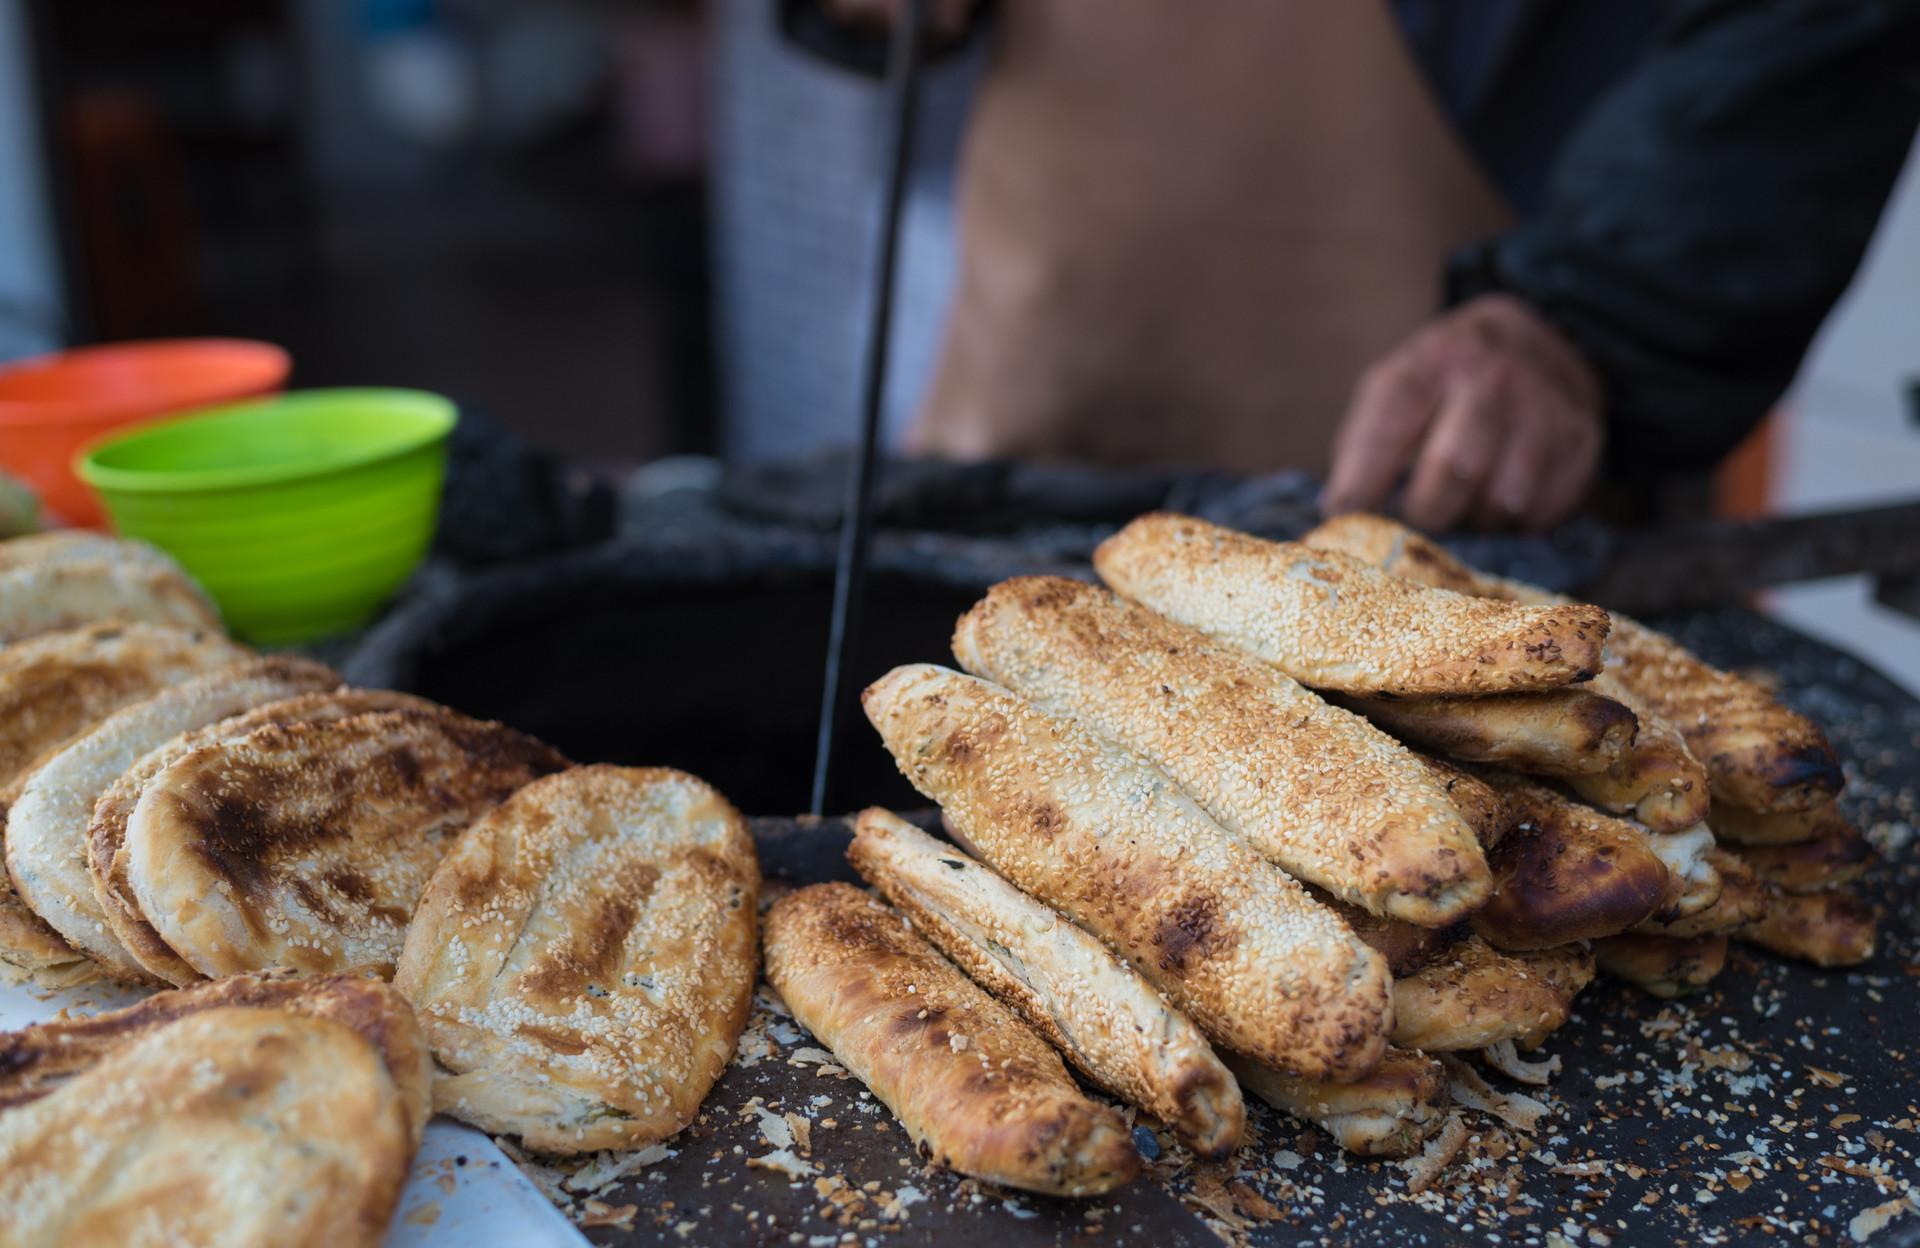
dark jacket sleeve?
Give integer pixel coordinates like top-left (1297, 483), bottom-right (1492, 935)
top-left (779, 0), bottom-right (992, 77)
top-left (1449, 0), bottom-right (1920, 476)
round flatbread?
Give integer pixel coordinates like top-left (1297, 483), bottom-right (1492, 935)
top-left (0, 623), bottom-right (245, 983)
top-left (87, 688), bottom-right (436, 985)
top-left (395, 765), bottom-right (760, 1153)
top-left (125, 706), bottom-right (566, 978)
top-left (0, 555), bottom-right (220, 644)
top-left (0, 1007), bottom-right (413, 1248)
top-left (5, 657), bottom-right (339, 982)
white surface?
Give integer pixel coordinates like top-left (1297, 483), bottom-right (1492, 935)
top-left (0, 976), bottom-right (586, 1248)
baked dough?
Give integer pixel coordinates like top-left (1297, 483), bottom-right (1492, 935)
top-left (1227, 1047), bottom-right (1449, 1158)
top-left (0, 557), bottom-right (221, 644)
top-left (953, 576), bottom-right (1490, 924)
top-left (0, 1007), bottom-right (413, 1248)
top-left (5, 657), bottom-right (338, 982)
top-left (1738, 887), bottom-right (1876, 967)
top-left (1335, 688), bottom-right (1637, 777)
top-left (1563, 672), bottom-right (1711, 833)
top-left (126, 706), bottom-right (566, 978)
top-left (0, 623), bottom-right (245, 983)
top-left (0, 970), bottom-right (432, 1147)
top-left (1593, 932), bottom-right (1729, 998)
top-left (1305, 512), bottom-right (1841, 813)
top-left (87, 688), bottom-right (435, 985)
top-left (764, 882), bottom-right (1139, 1196)
top-left (1470, 776), bottom-right (1667, 951)
top-left (394, 765), bottom-right (759, 1154)
top-left (849, 807), bottom-right (1243, 1157)
top-left (1735, 815), bottom-right (1871, 893)
top-left (1711, 801), bottom-right (1838, 846)
top-left (863, 663), bottom-right (1392, 1080)
top-left (1633, 846), bottom-right (1769, 938)
top-left (1094, 513), bottom-right (1608, 697)
top-left (1390, 936), bottom-right (1592, 1052)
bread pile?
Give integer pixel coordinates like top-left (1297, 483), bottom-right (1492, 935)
top-left (767, 512), bottom-right (1873, 1197)
top-left (0, 533), bottom-right (762, 1245)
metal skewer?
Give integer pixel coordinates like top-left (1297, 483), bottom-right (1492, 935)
top-left (810, 0), bottom-right (931, 816)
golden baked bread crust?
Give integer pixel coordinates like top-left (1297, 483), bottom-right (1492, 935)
top-left (1633, 846), bottom-right (1769, 939)
top-left (1227, 1046), bottom-right (1449, 1159)
top-left (394, 765), bottom-right (759, 1155)
top-left (0, 970), bottom-right (432, 1148)
top-left (764, 882), bottom-right (1140, 1196)
top-left (126, 706), bottom-right (566, 978)
top-left (5, 657), bottom-right (338, 983)
top-left (864, 663), bottom-right (1393, 1081)
top-left (0, 624), bottom-right (245, 982)
top-left (1412, 753), bottom-right (1511, 850)
top-left (849, 807), bottom-right (1243, 1157)
top-left (1735, 815), bottom-right (1871, 893)
top-left (1738, 887), bottom-right (1876, 967)
top-left (1593, 932), bottom-right (1729, 998)
top-left (953, 576), bottom-right (1490, 924)
top-left (1336, 688), bottom-right (1637, 777)
top-left (0, 1006), bottom-right (413, 1248)
top-left (1094, 513), bottom-right (1608, 697)
top-left (1305, 512), bottom-right (1840, 813)
top-left (1563, 672), bottom-right (1711, 833)
top-left (1710, 802), bottom-right (1830, 846)
top-left (1470, 776), bottom-right (1667, 951)
top-left (87, 688), bottom-right (435, 985)
top-left (0, 558), bottom-right (221, 644)
top-left (1389, 936), bottom-right (1591, 1052)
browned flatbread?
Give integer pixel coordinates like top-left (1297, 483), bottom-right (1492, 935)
top-left (863, 663), bottom-right (1393, 1080)
top-left (0, 1007), bottom-right (412, 1248)
top-left (1563, 672), bottom-right (1711, 834)
top-left (1735, 815), bottom-right (1872, 893)
top-left (1304, 512), bottom-right (1841, 813)
top-left (1469, 776), bottom-right (1667, 951)
top-left (1389, 936), bottom-right (1592, 1052)
top-left (0, 623), bottom-right (245, 983)
top-left (395, 765), bottom-right (760, 1154)
top-left (87, 688), bottom-right (435, 986)
top-left (952, 576), bottom-right (1490, 925)
top-left (1593, 933), bottom-right (1729, 998)
top-left (126, 707), bottom-right (567, 978)
top-left (764, 883), bottom-right (1140, 1196)
top-left (1336, 688), bottom-right (1637, 777)
top-left (1739, 888), bottom-right (1877, 967)
top-left (0, 970), bottom-right (432, 1148)
top-left (1227, 1047), bottom-right (1450, 1159)
top-left (850, 808), bottom-right (1243, 1158)
top-left (1094, 513), bottom-right (1609, 697)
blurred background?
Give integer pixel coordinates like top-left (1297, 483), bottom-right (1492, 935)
top-left (1, 0), bottom-right (1917, 683)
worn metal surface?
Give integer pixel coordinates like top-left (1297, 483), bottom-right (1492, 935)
top-left (526, 608), bottom-right (1920, 1248)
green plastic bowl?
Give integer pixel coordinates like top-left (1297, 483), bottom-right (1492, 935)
top-left (76, 388), bottom-right (457, 644)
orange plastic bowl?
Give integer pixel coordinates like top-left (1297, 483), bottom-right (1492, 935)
top-left (0, 339), bottom-right (290, 527)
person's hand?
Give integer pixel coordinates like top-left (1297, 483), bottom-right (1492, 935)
top-left (1320, 294), bottom-right (1604, 532)
top-left (819, 0), bottom-right (977, 39)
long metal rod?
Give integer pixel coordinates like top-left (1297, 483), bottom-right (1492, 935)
top-left (810, 0), bottom-right (930, 815)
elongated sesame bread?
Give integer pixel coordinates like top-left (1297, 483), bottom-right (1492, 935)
top-left (0, 1007), bottom-right (412, 1248)
top-left (394, 765), bottom-right (759, 1154)
top-left (1710, 802), bottom-right (1831, 846)
top-left (1633, 847), bottom-right (1769, 938)
top-left (1562, 672), bottom-right (1711, 833)
top-left (863, 663), bottom-right (1392, 1080)
top-left (764, 882), bottom-right (1140, 1196)
top-left (87, 688), bottom-right (436, 985)
top-left (0, 624), bottom-right (245, 983)
top-left (127, 707), bottom-right (566, 978)
top-left (1310, 888), bottom-right (1454, 979)
top-left (1414, 753), bottom-right (1511, 850)
top-left (1389, 936), bottom-right (1592, 1053)
top-left (0, 557), bottom-right (221, 644)
top-left (1094, 513), bottom-right (1608, 697)
top-left (849, 808), bottom-right (1243, 1157)
top-left (1227, 1047), bottom-right (1449, 1159)
top-left (0, 970), bottom-right (432, 1148)
top-left (1738, 887), bottom-right (1876, 967)
top-left (0, 531), bottom-right (182, 575)
top-left (1470, 776), bottom-right (1667, 951)
top-left (6, 657), bottom-right (339, 982)
top-left (1593, 932), bottom-right (1729, 998)
top-left (953, 576), bottom-right (1490, 925)
top-left (1735, 816), bottom-right (1872, 893)
top-left (1305, 512), bottom-right (1842, 813)
top-left (1335, 688), bottom-right (1637, 778)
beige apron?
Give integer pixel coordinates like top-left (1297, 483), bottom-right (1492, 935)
top-left (912, 0), bottom-right (1514, 474)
